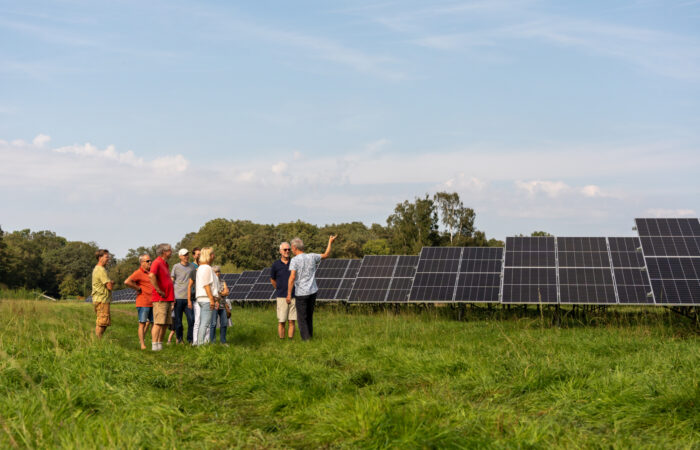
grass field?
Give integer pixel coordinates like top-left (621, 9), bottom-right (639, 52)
top-left (0, 300), bottom-right (698, 449)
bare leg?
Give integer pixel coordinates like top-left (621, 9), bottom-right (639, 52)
top-left (159, 325), bottom-right (168, 343)
top-left (288, 320), bottom-right (295, 339)
top-left (278, 322), bottom-right (285, 339)
top-left (152, 324), bottom-right (161, 344)
top-left (95, 326), bottom-right (105, 338)
top-left (167, 330), bottom-right (175, 343)
top-left (138, 323), bottom-right (147, 349)
top-left (145, 321), bottom-right (152, 334)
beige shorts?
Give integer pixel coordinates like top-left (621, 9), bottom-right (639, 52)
top-left (94, 302), bottom-right (111, 327)
top-left (153, 301), bottom-right (174, 325)
top-left (277, 297), bottom-right (297, 323)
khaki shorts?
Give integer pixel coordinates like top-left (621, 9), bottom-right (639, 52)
top-left (153, 301), bottom-right (174, 325)
top-left (277, 297), bottom-right (297, 323)
top-left (94, 302), bottom-right (111, 327)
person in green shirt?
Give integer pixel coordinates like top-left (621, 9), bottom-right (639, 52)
top-left (92, 249), bottom-right (114, 338)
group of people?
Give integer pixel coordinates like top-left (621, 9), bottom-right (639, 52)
top-left (90, 235), bottom-right (337, 350)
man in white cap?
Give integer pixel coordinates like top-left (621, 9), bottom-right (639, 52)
top-left (170, 248), bottom-right (195, 344)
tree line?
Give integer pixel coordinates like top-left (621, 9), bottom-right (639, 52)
top-left (0, 192), bottom-right (506, 298)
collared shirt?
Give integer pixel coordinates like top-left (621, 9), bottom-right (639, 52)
top-left (129, 268), bottom-right (153, 307)
top-left (271, 258), bottom-right (295, 298)
top-left (289, 253), bottom-right (322, 296)
top-left (91, 265), bottom-right (112, 304)
top-left (150, 256), bottom-right (175, 302)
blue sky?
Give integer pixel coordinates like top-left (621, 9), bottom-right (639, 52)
top-left (1, 0), bottom-right (699, 256)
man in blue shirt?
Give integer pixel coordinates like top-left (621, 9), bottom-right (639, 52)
top-left (270, 242), bottom-right (296, 339)
top-left (287, 235), bottom-right (337, 341)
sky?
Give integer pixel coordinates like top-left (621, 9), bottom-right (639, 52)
top-left (1, 0), bottom-right (699, 257)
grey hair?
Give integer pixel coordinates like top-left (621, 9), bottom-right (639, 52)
top-left (212, 265), bottom-right (221, 273)
top-left (279, 241), bottom-right (290, 250)
top-left (290, 237), bottom-right (304, 251)
top-left (156, 243), bottom-right (171, 256)
top-left (139, 254), bottom-right (150, 263)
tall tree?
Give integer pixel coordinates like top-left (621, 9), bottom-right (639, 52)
top-left (433, 191), bottom-right (475, 245)
top-left (387, 195), bottom-right (439, 254)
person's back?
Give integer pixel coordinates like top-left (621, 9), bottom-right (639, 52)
top-left (289, 252), bottom-right (322, 296)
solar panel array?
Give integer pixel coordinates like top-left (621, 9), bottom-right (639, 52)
top-left (79, 217), bottom-right (699, 307)
top-left (636, 218), bottom-right (700, 305)
top-left (316, 259), bottom-right (352, 301)
top-left (608, 237), bottom-right (654, 304)
top-left (557, 237), bottom-right (616, 305)
top-left (502, 237), bottom-right (558, 304)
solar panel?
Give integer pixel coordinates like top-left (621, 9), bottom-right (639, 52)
top-left (316, 259), bottom-right (351, 301)
top-left (608, 237), bottom-right (654, 304)
top-left (228, 270), bottom-right (259, 301)
top-left (247, 268), bottom-right (275, 301)
top-left (557, 237), bottom-right (617, 304)
top-left (635, 218), bottom-right (700, 237)
top-left (636, 218), bottom-right (700, 305)
top-left (348, 255), bottom-right (399, 302)
top-left (454, 247), bottom-right (503, 302)
top-left (409, 247), bottom-right (461, 301)
top-left (335, 259), bottom-right (361, 300)
top-left (386, 255), bottom-right (418, 302)
top-left (502, 237), bottom-right (558, 304)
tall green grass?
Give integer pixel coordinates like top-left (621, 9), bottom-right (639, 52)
top-left (0, 300), bottom-right (698, 448)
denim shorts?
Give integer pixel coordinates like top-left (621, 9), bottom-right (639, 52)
top-left (137, 306), bottom-right (153, 323)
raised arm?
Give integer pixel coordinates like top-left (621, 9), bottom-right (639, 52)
top-left (320, 235), bottom-right (338, 259)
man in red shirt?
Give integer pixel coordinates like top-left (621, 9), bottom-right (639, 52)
top-left (124, 254), bottom-right (154, 350)
top-left (148, 243), bottom-right (175, 351)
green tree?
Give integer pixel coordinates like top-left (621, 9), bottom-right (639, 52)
top-left (387, 195), bottom-right (439, 254)
top-left (433, 191), bottom-right (476, 245)
top-left (531, 231), bottom-right (552, 237)
top-left (362, 238), bottom-right (391, 255)
top-left (0, 226), bottom-right (7, 287)
top-left (59, 274), bottom-right (82, 298)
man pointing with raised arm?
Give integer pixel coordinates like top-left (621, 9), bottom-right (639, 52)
top-left (287, 235), bottom-right (337, 341)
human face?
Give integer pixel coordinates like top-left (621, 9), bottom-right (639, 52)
top-left (163, 248), bottom-right (173, 259)
top-left (280, 245), bottom-right (291, 257)
top-left (193, 250), bottom-right (200, 262)
top-left (179, 253), bottom-right (189, 264)
top-left (99, 253), bottom-right (110, 265)
top-left (140, 257), bottom-right (152, 270)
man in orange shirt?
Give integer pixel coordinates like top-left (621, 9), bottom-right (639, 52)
top-left (124, 254), bottom-right (154, 350)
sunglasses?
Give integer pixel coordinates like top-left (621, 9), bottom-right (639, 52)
top-left (282, 248), bottom-right (291, 251)
top-left (144, 260), bottom-right (152, 263)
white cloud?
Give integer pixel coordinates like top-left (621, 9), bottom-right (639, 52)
top-left (581, 185), bottom-right (605, 197)
top-left (53, 140), bottom-right (188, 173)
top-left (271, 161), bottom-right (287, 174)
top-left (645, 208), bottom-right (696, 217)
top-left (32, 134), bottom-right (51, 147)
top-left (365, 138), bottom-right (391, 153)
top-left (439, 173), bottom-right (486, 192)
top-left (515, 180), bottom-right (570, 197)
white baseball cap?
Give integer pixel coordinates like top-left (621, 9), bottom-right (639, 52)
top-left (178, 248), bottom-right (189, 256)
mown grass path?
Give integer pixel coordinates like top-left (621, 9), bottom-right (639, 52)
top-left (0, 300), bottom-right (698, 448)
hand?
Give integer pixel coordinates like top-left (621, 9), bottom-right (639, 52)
top-left (329, 234), bottom-right (337, 243)
top-left (158, 289), bottom-right (165, 297)
top-left (187, 301), bottom-right (192, 309)
top-left (286, 297), bottom-right (291, 305)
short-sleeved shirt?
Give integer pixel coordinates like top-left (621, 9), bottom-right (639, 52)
top-left (129, 268), bottom-right (153, 307)
top-left (289, 253), bottom-right (322, 296)
top-left (189, 262), bottom-right (199, 298)
top-left (271, 259), bottom-right (295, 298)
top-left (91, 265), bottom-right (112, 304)
top-left (150, 257), bottom-right (175, 302)
top-left (171, 262), bottom-right (194, 299)
top-left (195, 264), bottom-right (220, 300)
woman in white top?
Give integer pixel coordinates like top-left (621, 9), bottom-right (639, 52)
top-left (195, 247), bottom-right (220, 346)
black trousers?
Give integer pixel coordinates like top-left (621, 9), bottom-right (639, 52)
top-left (173, 298), bottom-right (195, 343)
top-left (295, 293), bottom-right (316, 341)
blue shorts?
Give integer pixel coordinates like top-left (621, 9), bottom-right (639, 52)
top-left (137, 307), bottom-right (153, 323)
